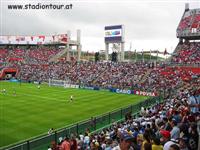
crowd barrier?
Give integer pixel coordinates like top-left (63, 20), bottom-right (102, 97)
top-left (79, 86), bottom-right (158, 97)
top-left (109, 88), bottom-right (158, 96)
top-left (79, 85), bottom-right (100, 90)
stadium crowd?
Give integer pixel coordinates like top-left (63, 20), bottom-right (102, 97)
top-left (0, 45), bottom-right (200, 94)
top-left (177, 10), bottom-right (200, 34)
top-left (177, 15), bottom-right (192, 32)
top-left (16, 61), bottom-right (199, 95)
top-left (171, 42), bottom-right (200, 64)
top-left (47, 78), bottom-right (200, 150)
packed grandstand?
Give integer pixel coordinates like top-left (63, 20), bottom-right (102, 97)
top-left (0, 3), bottom-right (200, 150)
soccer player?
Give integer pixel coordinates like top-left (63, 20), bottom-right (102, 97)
top-left (70, 95), bottom-right (73, 102)
top-left (13, 89), bottom-right (16, 96)
top-left (2, 89), bottom-right (6, 94)
top-left (48, 128), bottom-right (54, 135)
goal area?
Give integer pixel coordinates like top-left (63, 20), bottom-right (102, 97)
top-left (48, 79), bottom-right (79, 88)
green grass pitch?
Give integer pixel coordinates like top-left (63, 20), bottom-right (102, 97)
top-left (0, 81), bottom-right (148, 147)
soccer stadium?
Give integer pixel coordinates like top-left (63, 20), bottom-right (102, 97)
top-left (0, 1), bottom-right (200, 150)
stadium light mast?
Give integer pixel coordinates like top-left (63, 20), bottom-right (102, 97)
top-left (156, 50), bottom-right (159, 63)
top-left (185, 3), bottom-right (189, 11)
top-left (77, 29), bottom-right (81, 61)
top-left (64, 29), bottom-right (81, 62)
top-left (135, 49), bottom-right (137, 62)
top-left (128, 42), bottom-right (132, 61)
top-left (142, 49), bottom-right (144, 63)
top-left (67, 30), bottom-right (71, 61)
top-left (150, 49), bottom-right (152, 62)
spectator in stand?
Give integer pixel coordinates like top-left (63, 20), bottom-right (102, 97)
top-left (188, 90), bottom-right (200, 114)
top-left (173, 111), bottom-right (181, 124)
top-left (151, 136), bottom-right (163, 150)
top-left (178, 138), bottom-right (189, 150)
top-left (113, 131), bottom-right (134, 150)
top-left (141, 131), bottom-right (151, 150)
top-left (104, 139), bottom-right (112, 150)
top-left (144, 142), bottom-right (152, 150)
top-left (136, 134), bottom-right (143, 150)
top-left (162, 117), bottom-right (172, 131)
top-left (83, 133), bottom-right (90, 149)
top-left (164, 139), bottom-right (179, 150)
top-left (70, 136), bottom-right (78, 150)
top-left (170, 120), bottom-right (180, 140)
top-left (169, 144), bottom-right (180, 150)
top-left (61, 136), bottom-right (70, 150)
top-left (188, 123), bottom-right (199, 150)
top-left (160, 130), bottom-right (171, 145)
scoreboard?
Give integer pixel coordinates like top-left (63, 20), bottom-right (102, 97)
top-left (104, 25), bottom-right (124, 43)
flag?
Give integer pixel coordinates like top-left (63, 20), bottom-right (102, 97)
top-left (134, 49), bottom-right (137, 62)
top-left (150, 49), bottom-right (152, 61)
top-left (156, 50), bottom-right (159, 61)
top-left (142, 49), bottom-right (144, 62)
top-left (129, 42), bottom-right (132, 51)
top-left (164, 48), bottom-right (168, 55)
top-left (142, 49), bottom-right (144, 57)
top-left (52, 35), bottom-right (55, 42)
